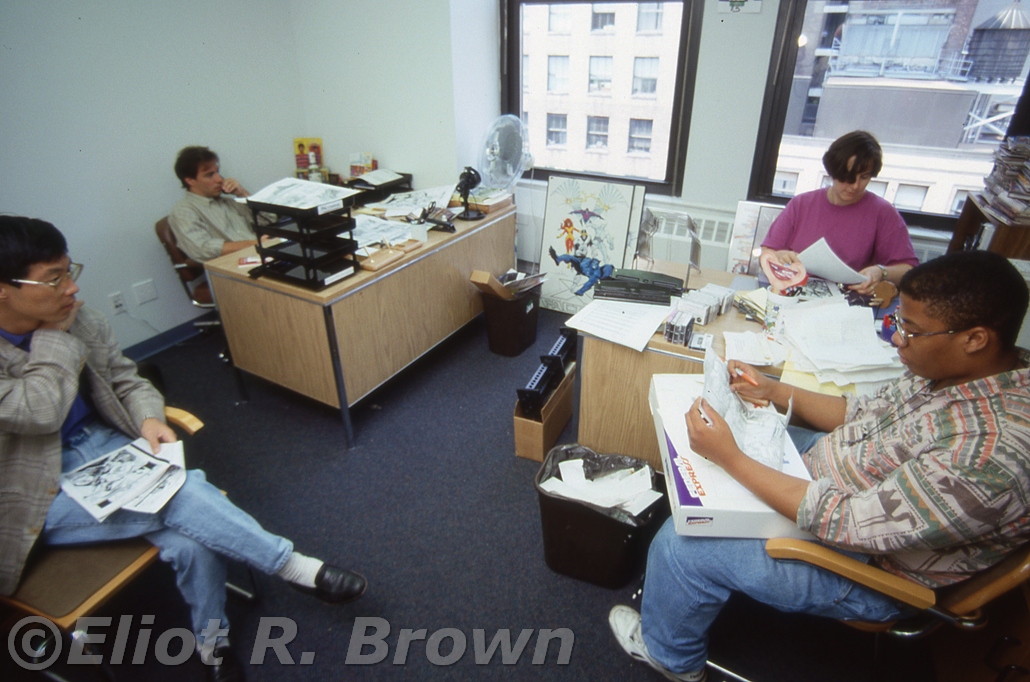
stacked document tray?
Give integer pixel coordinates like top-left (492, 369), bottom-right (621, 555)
top-left (248, 200), bottom-right (359, 291)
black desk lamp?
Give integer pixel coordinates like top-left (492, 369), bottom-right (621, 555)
top-left (457, 166), bottom-right (485, 221)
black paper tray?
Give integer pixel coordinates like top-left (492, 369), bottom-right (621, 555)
top-left (259, 214), bottom-right (353, 241)
top-left (257, 236), bottom-right (357, 268)
top-left (250, 255), bottom-right (359, 290)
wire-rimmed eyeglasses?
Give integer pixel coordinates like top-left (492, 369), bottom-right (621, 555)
top-left (10, 262), bottom-right (83, 291)
top-left (887, 312), bottom-right (959, 345)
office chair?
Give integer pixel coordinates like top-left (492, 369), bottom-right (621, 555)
top-left (154, 217), bottom-right (219, 327)
top-left (0, 408), bottom-right (257, 678)
top-left (753, 538), bottom-right (1030, 681)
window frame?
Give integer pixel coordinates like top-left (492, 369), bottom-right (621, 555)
top-left (747, 0), bottom-right (956, 232)
top-left (501, 0), bottom-right (704, 196)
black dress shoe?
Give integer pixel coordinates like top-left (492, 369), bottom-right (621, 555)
top-left (291, 564), bottom-right (367, 604)
top-left (206, 645), bottom-right (245, 682)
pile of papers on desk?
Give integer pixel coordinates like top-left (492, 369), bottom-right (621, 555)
top-left (778, 298), bottom-right (903, 392)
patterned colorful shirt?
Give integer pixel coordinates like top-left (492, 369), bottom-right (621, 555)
top-left (796, 349), bottom-right (1030, 587)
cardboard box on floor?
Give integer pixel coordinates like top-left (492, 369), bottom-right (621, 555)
top-left (648, 373), bottom-right (813, 539)
top-left (514, 363), bottom-right (576, 462)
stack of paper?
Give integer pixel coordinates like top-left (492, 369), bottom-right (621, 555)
top-left (538, 459), bottom-right (663, 516)
top-left (779, 299), bottom-right (903, 390)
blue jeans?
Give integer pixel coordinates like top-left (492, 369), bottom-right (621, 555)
top-left (640, 519), bottom-right (911, 673)
top-left (43, 423), bottom-right (293, 637)
top-left (787, 425), bottom-right (825, 455)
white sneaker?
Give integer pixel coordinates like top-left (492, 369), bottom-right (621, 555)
top-left (608, 605), bottom-right (707, 682)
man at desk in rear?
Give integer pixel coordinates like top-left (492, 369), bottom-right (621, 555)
top-left (609, 250), bottom-right (1030, 682)
top-left (169, 146), bottom-right (269, 262)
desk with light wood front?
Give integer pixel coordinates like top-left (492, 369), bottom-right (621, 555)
top-left (205, 206), bottom-right (516, 446)
top-left (577, 269), bottom-right (778, 472)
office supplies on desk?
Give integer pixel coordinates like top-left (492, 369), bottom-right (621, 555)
top-left (517, 328), bottom-right (577, 420)
top-left (594, 268), bottom-right (683, 305)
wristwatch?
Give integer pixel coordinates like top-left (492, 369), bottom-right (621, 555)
top-left (877, 264), bottom-right (888, 282)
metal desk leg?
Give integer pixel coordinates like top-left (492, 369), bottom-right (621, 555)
top-left (323, 306), bottom-right (354, 448)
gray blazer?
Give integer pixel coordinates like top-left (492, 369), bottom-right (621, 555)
top-left (0, 306), bottom-right (165, 595)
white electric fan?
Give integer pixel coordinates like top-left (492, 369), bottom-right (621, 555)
top-left (457, 114), bottom-right (533, 220)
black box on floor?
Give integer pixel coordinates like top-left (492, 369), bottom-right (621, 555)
top-left (481, 287), bottom-right (541, 357)
top-left (534, 444), bottom-right (670, 589)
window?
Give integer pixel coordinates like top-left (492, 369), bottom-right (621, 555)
top-left (629, 119), bottom-right (653, 153)
top-left (867, 180), bottom-right (888, 198)
top-left (633, 57), bottom-right (659, 95)
top-left (547, 56), bottom-right (569, 93)
top-left (548, 6), bottom-right (570, 32)
top-left (749, 0), bottom-right (1021, 228)
top-left (637, 3), bottom-right (663, 32)
top-left (894, 183), bottom-right (928, 211)
top-left (503, 1), bottom-right (703, 193)
top-left (951, 190), bottom-right (969, 215)
top-left (821, 175), bottom-right (888, 198)
top-left (592, 3), bottom-right (617, 31)
top-left (773, 171), bottom-right (798, 196)
top-left (587, 116), bottom-right (609, 148)
top-left (547, 114), bottom-right (568, 146)
top-left (589, 56), bottom-right (613, 92)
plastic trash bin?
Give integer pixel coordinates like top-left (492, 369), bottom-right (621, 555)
top-left (481, 287), bottom-right (541, 357)
top-left (534, 444), bottom-right (670, 589)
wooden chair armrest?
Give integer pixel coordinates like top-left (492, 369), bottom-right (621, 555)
top-left (163, 406), bottom-right (204, 435)
top-left (766, 538), bottom-right (936, 610)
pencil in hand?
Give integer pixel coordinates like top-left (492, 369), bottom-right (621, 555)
top-left (734, 367), bottom-right (760, 387)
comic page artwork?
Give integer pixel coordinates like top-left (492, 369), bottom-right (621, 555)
top-left (538, 177), bottom-right (638, 314)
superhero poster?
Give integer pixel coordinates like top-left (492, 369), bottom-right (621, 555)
top-left (538, 177), bottom-right (644, 314)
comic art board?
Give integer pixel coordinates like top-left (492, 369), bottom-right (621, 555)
top-left (727, 200), bottom-right (784, 277)
top-left (538, 177), bottom-right (645, 314)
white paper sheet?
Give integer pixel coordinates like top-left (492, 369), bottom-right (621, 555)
top-left (248, 177), bottom-right (360, 212)
top-left (364, 184), bottom-right (456, 217)
top-left (566, 299), bottom-right (674, 352)
top-left (798, 238), bottom-right (867, 285)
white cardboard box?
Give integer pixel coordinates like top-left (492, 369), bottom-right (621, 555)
top-left (649, 374), bottom-right (814, 539)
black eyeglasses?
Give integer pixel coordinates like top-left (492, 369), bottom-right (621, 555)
top-left (887, 312), bottom-right (959, 345)
top-left (10, 263), bottom-right (83, 291)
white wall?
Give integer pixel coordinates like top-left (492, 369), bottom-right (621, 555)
top-left (286, 0), bottom-right (468, 189)
top-left (0, 0), bottom-right (479, 349)
top-left (0, 1), bottom-right (303, 347)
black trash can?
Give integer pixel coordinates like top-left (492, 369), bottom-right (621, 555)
top-left (534, 444), bottom-right (670, 589)
top-left (481, 286), bottom-right (541, 357)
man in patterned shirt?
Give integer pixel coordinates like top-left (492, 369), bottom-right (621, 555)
top-left (609, 250), bottom-right (1030, 682)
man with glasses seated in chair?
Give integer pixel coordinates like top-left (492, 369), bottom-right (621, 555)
top-left (0, 216), bottom-right (367, 682)
top-left (609, 250), bottom-right (1030, 682)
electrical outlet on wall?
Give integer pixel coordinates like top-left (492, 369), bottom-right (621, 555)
top-left (132, 279), bottom-right (159, 305)
top-left (109, 292), bottom-right (127, 315)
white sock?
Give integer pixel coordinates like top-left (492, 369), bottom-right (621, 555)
top-left (276, 552), bottom-right (324, 587)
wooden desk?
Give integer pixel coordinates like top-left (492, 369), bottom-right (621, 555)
top-left (578, 269), bottom-right (774, 472)
top-left (206, 207), bottom-right (516, 446)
